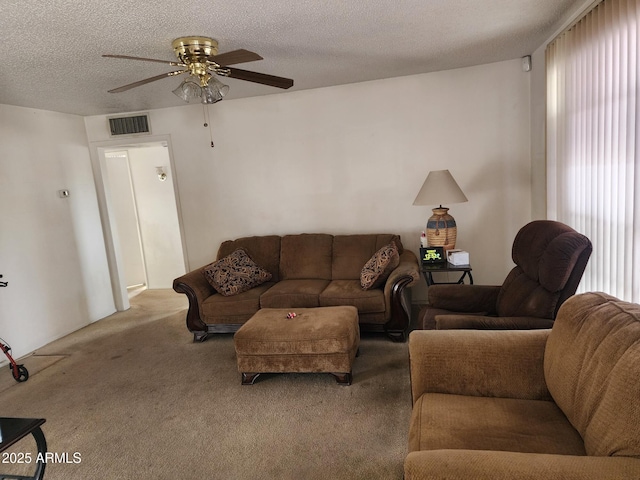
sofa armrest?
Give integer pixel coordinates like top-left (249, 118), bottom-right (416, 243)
top-left (427, 284), bottom-right (501, 313)
top-left (435, 314), bottom-right (555, 330)
top-left (386, 250), bottom-right (420, 288)
top-left (172, 267), bottom-right (216, 340)
top-left (382, 250), bottom-right (420, 341)
top-left (405, 450), bottom-right (640, 480)
top-left (408, 329), bottom-right (550, 403)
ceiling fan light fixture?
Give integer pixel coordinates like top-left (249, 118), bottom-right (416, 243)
top-left (172, 78), bottom-right (202, 103)
top-left (200, 77), bottom-right (229, 104)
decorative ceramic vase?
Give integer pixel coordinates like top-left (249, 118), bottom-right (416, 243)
top-left (426, 207), bottom-right (457, 250)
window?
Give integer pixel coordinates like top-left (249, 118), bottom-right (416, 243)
top-left (547, 0), bottom-right (639, 302)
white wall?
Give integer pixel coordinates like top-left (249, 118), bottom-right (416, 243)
top-left (0, 104), bottom-right (114, 360)
top-left (86, 59), bottom-right (532, 303)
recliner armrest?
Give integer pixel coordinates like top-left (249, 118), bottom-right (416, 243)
top-left (408, 329), bottom-right (550, 404)
top-left (405, 450), bottom-right (640, 480)
top-left (427, 284), bottom-right (501, 313)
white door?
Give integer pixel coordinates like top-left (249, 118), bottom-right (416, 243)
top-left (127, 144), bottom-right (185, 288)
top-left (104, 142), bottom-right (185, 291)
top-left (104, 151), bottom-right (146, 288)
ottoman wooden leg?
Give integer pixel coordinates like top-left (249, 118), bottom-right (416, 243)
top-left (331, 372), bottom-right (352, 386)
top-left (241, 373), bottom-right (261, 385)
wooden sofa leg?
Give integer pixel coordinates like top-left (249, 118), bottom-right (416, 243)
top-left (192, 331), bottom-right (209, 342)
top-left (331, 372), bottom-right (352, 385)
top-left (386, 330), bottom-right (407, 343)
top-left (241, 373), bottom-right (260, 385)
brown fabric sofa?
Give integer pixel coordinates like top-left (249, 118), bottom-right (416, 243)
top-left (173, 233), bottom-right (420, 342)
top-left (405, 291), bottom-right (640, 479)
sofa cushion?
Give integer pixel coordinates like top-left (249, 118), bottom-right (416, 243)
top-left (201, 282), bottom-right (276, 322)
top-left (409, 393), bottom-right (586, 455)
top-left (280, 234), bottom-right (333, 280)
top-left (330, 234), bottom-right (402, 280)
top-left (259, 279), bottom-right (330, 308)
top-left (544, 292), bottom-right (640, 458)
top-left (319, 280), bottom-right (386, 313)
top-left (217, 235), bottom-right (282, 282)
top-left (375, 234), bottom-right (404, 254)
top-left (360, 242), bottom-right (399, 290)
top-left (204, 249), bottom-right (273, 296)
top-left (332, 235), bottom-right (380, 280)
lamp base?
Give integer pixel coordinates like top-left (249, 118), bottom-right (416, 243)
top-left (426, 207), bottom-right (457, 251)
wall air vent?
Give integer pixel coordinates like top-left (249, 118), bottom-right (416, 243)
top-left (107, 114), bottom-right (151, 137)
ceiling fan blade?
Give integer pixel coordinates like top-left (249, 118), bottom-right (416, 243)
top-left (108, 71), bottom-right (185, 93)
top-left (212, 49), bottom-right (263, 66)
top-left (224, 67), bottom-right (294, 89)
top-left (103, 54), bottom-right (182, 66)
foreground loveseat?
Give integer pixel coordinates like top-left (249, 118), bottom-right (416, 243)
top-left (405, 291), bottom-right (640, 479)
top-left (173, 233), bottom-right (419, 342)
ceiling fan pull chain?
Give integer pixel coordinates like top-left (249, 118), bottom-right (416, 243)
top-left (202, 104), bottom-right (214, 148)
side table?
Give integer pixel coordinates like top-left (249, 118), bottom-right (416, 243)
top-left (0, 417), bottom-right (47, 480)
top-left (421, 262), bottom-right (473, 287)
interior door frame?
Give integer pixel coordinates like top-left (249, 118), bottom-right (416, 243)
top-left (88, 134), bottom-right (189, 311)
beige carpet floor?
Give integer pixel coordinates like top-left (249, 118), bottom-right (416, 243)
top-left (0, 289), bottom-right (413, 479)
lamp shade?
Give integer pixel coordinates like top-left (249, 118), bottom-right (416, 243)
top-left (412, 169), bottom-right (468, 206)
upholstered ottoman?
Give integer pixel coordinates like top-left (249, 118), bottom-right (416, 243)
top-left (233, 306), bottom-right (360, 385)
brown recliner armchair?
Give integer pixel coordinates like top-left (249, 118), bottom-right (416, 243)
top-left (421, 220), bottom-right (592, 330)
top-left (405, 292), bottom-right (640, 479)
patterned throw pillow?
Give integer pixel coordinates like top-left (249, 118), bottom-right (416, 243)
top-left (204, 249), bottom-right (272, 297)
top-left (360, 242), bottom-right (400, 290)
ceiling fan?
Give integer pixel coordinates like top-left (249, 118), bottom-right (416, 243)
top-left (103, 36), bottom-right (294, 104)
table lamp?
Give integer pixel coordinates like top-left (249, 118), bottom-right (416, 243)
top-left (413, 169), bottom-right (468, 250)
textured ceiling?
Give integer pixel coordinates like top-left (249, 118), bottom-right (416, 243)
top-left (0, 0), bottom-right (580, 116)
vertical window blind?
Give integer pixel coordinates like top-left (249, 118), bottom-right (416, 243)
top-left (546, 0), bottom-right (639, 302)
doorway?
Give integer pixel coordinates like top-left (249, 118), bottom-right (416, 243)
top-left (93, 138), bottom-right (187, 311)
